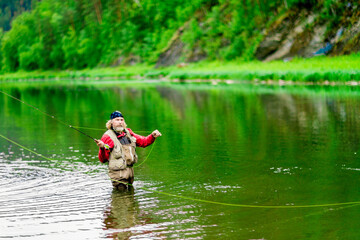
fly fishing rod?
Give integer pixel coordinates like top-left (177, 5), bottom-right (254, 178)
top-left (0, 90), bottom-right (108, 148)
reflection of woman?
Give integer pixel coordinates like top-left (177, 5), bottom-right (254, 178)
top-left (103, 187), bottom-right (138, 238)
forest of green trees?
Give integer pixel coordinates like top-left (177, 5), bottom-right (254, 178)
top-left (0, 0), bottom-right (346, 73)
top-left (0, 0), bottom-right (36, 31)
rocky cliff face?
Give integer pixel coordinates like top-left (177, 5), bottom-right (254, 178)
top-left (155, 25), bottom-right (186, 68)
top-left (156, 2), bottom-right (360, 67)
top-left (256, 3), bottom-right (360, 61)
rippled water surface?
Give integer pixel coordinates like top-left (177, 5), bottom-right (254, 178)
top-left (1, 82), bottom-right (360, 239)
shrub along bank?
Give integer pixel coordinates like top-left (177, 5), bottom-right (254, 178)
top-left (1, 54), bottom-right (360, 83)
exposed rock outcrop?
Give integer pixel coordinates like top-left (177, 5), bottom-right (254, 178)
top-left (255, 10), bottom-right (327, 61)
top-left (155, 26), bottom-right (186, 68)
top-left (255, 2), bottom-right (360, 61)
top-left (156, 20), bottom-right (207, 68)
top-left (156, 2), bottom-right (360, 66)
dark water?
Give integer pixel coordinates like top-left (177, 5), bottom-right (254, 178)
top-left (1, 81), bottom-right (360, 239)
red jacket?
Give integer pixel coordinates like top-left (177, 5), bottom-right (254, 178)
top-left (98, 128), bottom-right (155, 163)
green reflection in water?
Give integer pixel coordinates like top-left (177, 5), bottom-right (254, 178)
top-left (1, 81), bottom-right (360, 239)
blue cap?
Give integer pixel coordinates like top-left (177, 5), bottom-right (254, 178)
top-left (110, 111), bottom-right (124, 119)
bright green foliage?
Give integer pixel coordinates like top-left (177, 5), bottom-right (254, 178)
top-left (0, 0), bottom-right (347, 72)
top-left (2, 12), bottom-right (37, 71)
top-left (181, 19), bottom-right (203, 52)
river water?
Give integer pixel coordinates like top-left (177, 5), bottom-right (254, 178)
top-left (0, 81), bottom-right (360, 239)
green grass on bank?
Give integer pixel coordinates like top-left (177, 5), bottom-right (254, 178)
top-left (1, 54), bottom-right (360, 83)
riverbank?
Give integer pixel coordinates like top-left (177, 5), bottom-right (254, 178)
top-left (1, 54), bottom-right (360, 83)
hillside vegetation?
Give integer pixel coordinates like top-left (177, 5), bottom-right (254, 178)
top-left (0, 0), bottom-right (359, 75)
top-left (0, 0), bottom-right (35, 31)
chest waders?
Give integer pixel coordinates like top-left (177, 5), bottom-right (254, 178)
top-left (105, 129), bottom-right (138, 188)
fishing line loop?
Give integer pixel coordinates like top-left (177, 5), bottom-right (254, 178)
top-left (1, 133), bottom-right (359, 209)
top-left (3, 90), bottom-right (359, 209)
